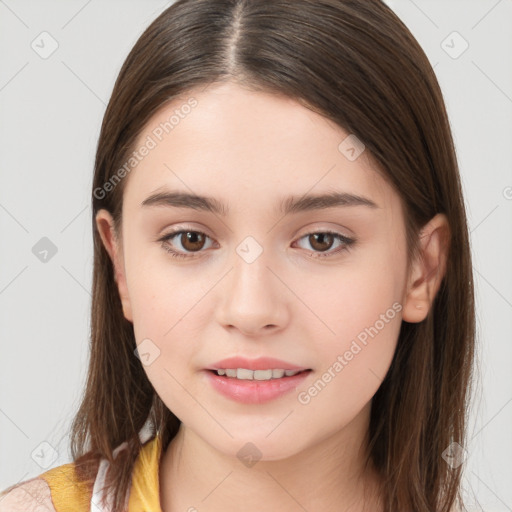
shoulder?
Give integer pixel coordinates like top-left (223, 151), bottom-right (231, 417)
top-left (0, 477), bottom-right (55, 512)
top-left (0, 462), bottom-right (93, 512)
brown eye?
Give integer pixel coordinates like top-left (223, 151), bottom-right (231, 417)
top-left (179, 231), bottom-right (207, 252)
top-left (308, 233), bottom-right (335, 252)
top-left (159, 229), bottom-right (214, 258)
top-left (295, 230), bottom-right (356, 258)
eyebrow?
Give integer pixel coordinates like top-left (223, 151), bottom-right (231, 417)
top-left (141, 189), bottom-right (379, 216)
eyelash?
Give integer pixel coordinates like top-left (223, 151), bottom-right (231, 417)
top-left (158, 228), bottom-right (356, 260)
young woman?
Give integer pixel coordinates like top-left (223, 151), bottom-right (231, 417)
top-left (0, 0), bottom-right (475, 511)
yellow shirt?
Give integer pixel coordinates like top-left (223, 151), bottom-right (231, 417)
top-left (0, 432), bottom-right (163, 512)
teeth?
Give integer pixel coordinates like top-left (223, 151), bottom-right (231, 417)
top-left (254, 369), bottom-right (272, 380)
top-left (237, 368), bottom-right (254, 380)
top-left (214, 368), bottom-right (302, 380)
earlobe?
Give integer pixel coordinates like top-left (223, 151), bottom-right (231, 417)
top-left (95, 209), bottom-right (133, 323)
top-left (402, 213), bottom-right (450, 323)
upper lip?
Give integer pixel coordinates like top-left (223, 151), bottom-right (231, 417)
top-left (207, 356), bottom-right (310, 371)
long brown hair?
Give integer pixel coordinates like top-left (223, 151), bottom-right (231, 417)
top-left (68, 0), bottom-right (476, 510)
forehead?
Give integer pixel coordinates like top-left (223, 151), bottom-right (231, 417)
top-left (123, 81), bottom-right (397, 214)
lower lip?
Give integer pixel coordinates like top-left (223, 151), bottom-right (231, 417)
top-left (204, 370), bottom-right (311, 404)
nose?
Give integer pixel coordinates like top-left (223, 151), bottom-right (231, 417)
top-left (215, 249), bottom-right (290, 337)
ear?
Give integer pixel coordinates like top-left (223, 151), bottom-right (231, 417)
top-left (95, 209), bottom-right (133, 323)
top-left (402, 213), bottom-right (450, 323)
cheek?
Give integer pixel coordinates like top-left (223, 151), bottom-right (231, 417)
top-left (128, 273), bottom-right (203, 423)
top-left (294, 243), bottom-right (404, 412)
top-left (295, 311), bottom-right (400, 443)
top-left (123, 247), bottom-right (211, 405)
top-left (125, 243), bottom-right (207, 339)
top-left (301, 238), bottom-right (406, 343)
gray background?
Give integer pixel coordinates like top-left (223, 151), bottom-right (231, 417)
top-left (0, 1), bottom-right (511, 510)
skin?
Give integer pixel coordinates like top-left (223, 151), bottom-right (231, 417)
top-left (96, 81), bottom-right (449, 512)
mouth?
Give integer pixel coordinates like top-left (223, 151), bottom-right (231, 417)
top-left (207, 368), bottom-right (312, 381)
top-left (204, 367), bottom-right (313, 404)
top-left (203, 357), bottom-right (312, 403)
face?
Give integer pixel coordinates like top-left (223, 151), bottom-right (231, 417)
top-left (96, 81), bottom-right (436, 461)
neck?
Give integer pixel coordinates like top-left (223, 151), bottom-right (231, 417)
top-left (159, 402), bottom-right (383, 512)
